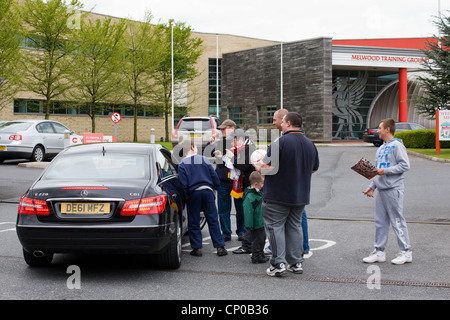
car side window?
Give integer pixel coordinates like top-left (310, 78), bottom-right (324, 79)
top-left (36, 122), bottom-right (55, 134)
top-left (156, 150), bottom-right (177, 177)
top-left (411, 124), bottom-right (424, 130)
top-left (52, 122), bottom-right (69, 134)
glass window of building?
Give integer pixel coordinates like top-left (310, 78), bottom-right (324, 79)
top-left (208, 58), bottom-right (222, 116)
top-left (258, 105), bottom-right (277, 124)
top-left (228, 107), bottom-right (243, 125)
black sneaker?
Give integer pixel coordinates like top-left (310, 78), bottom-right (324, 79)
top-left (252, 256), bottom-right (269, 264)
top-left (190, 248), bottom-right (202, 257)
top-left (232, 247), bottom-right (251, 254)
top-left (217, 247), bottom-right (228, 256)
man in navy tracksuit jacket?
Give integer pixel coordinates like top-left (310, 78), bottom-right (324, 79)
top-left (178, 141), bottom-right (227, 257)
top-left (258, 112), bottom-right (319, 276)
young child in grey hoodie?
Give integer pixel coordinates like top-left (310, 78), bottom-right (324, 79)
top-left (363, 118), bottom-right (412, 265)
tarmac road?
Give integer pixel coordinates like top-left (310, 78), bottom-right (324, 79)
top-left (0, 145), bottom-right (449, 303)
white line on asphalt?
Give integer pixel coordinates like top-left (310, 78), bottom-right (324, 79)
top-left (309, 239), bottom-right (337, 251)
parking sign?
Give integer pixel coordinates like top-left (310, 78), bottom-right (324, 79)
top-left (111, 112), bottom-right (121, 123)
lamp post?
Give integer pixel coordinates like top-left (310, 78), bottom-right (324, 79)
top-left (171, 22), bottom-right (175, 136)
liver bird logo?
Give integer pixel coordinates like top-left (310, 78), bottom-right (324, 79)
top-left (332, 71), bottom-right (368, 139)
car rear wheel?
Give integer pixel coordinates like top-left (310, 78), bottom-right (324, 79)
top-left (30, 145), bottom-right (45, 162)
top-left (23, 249), bottom-right (53, 267)
top-left (155, 216), bottom-right (182, 269)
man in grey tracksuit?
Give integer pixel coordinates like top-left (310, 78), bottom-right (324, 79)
top-left (363, 118), bottom-right (412, 265)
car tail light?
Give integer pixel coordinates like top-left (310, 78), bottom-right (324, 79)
top-left (120, 195), bottom-right (167, 216)
top-left (172, 119), bottom-right (183, 141)
top-left (369, 129), bottom-right (376, 134)
top-left (9, 135), bottom-right (22, 141)
top-left (171, 129), bottom-right (178, 140)
top-left (211, 129), bottom-right (220, 139)
top-left (18, 196), bottom-right (50, 215)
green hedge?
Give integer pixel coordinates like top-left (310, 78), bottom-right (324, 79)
top-left (394, 129), bottom-right (450, 148)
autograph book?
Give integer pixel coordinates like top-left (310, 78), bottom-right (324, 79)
top-left (351, 158), bottom-right (377, 180)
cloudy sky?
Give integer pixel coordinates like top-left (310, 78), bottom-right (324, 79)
top-left (80, 0), bottom-right (450, 42)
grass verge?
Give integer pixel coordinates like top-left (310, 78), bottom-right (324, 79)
top-left (408, 148), bottom-right (450, 160)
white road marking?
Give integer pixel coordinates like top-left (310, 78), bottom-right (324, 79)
top-left (0, 228), bottom-right (15, 233)
top-left (0, 222), bottom-right (16, 233)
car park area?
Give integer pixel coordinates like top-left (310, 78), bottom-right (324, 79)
top-left (0, 144), bottom-right (449, 301)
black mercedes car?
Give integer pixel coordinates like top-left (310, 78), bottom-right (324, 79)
top-left (16, 143), bottom-right (187, 269)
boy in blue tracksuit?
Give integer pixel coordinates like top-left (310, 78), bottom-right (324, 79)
top-left (178, 140), bottom-right (227, 257)
top-left (363, 118), bottom-right (412, 265)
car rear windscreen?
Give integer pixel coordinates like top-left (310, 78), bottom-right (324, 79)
top-left (42, 153), bottom-right (149, 180)
top-left (0, 122), bottom-right (33, 132)
top-left (178, 119), bottom-right (212, 131)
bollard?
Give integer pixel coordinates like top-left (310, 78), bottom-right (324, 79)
top-left (64, 130), bottom-right (71, 148)
top-left (150, 128), bottom-right (155, 144)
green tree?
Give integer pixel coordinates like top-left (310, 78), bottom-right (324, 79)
top-left (122, 12), bottom-right (166, 142)
top-left (68, 17), bottom-right (127, 133)
top-left (416, 11), bottom-right (450, 118)
top-left (154, 20), bottom-right (203, 142)
top-left (19, 0), bottom-right (83, 119)
top-left (0, 0), bottom-right (22, 110)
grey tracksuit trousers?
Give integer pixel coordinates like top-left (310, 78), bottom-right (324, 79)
top-left (261, 201), bottom-right (305, 266)
top-left (374, 188), bottom-right (411, 252)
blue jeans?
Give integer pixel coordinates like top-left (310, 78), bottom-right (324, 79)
top-left (217, 181), bottom-right (245, 238)
top-left (187, 190), bottom-right (224, 249)
top-left (302, 210), bottom-right (309, 251)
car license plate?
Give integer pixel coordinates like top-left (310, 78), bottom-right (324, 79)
top-left (61, 203), bottom-right (110, 215)
top-left (189, 134), bottom-right (202, 139)
top-left (0, 146), bottom-right (6, 151)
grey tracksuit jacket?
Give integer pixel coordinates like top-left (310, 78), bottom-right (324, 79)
top-left (369, 138), bottom-right (410, 191)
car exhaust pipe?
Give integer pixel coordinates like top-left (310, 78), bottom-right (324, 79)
top-left (33, 250), bottom-right (45, 258)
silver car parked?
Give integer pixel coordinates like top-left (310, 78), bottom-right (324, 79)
top-left (0, 119), bottom-right (74, 163)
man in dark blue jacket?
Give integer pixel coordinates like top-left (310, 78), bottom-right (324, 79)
top-left (257, 112), bottom-right (319, 277)
top-left (178, 140), bottom-right (227, 257)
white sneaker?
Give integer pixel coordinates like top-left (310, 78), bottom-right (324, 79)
top-left (391, 251), bottom-right (412, 265)
top-left (263, 246), bottom-right (272, 255)
top-left (363, 250), bottom-right (386, 263)
top-left (266, 263), bottom-right (286, 277)
top-left (287, 263), bottom-right (303, 274)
